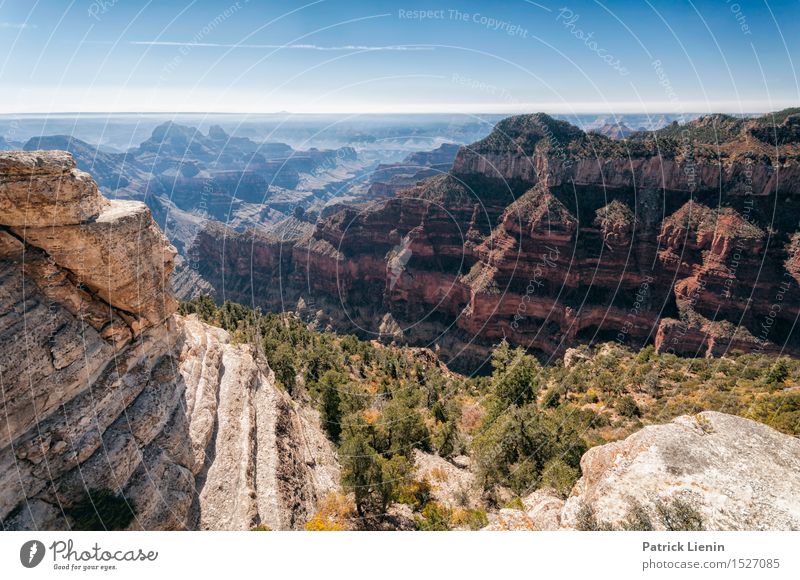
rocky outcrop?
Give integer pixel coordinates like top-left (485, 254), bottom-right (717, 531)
top-left (413, 451), bottom-right (481, 511)
top-left (17, 199), bottom-right (178, 328)
top-left (192, 111), bottom-right (800, 370)
top-left (169, 317), bottom-right (339, 531)
top-left (0, 150), bottom-right (107, 226)
top-left (562, 411), bottom-right (800, 530)
top-left (492, 412), bottom-right (800, 531)
top-left (483, 490), bottom-right (564, 531)
top-left (0, 151), bottom-right (175, 448)
top-left (0, 151), bottom-right (338, 531)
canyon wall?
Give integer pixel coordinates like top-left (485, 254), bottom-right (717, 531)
top-left (0, 151), bottom-right (338, 530)
top-left (192, 112), bottom-right (800, 371)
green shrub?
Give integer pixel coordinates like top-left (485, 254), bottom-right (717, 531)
top-left (491, 348), bottom-right (542, 407)
top-left (574, 503), bottom-right (613, 531)
top-left (431, 400), bottom-right (447, 423)
top-left (269, 343), bottom-right (297, 393)
top-left (319, 370), bottom-right (344, 443)
top-left (339, 430), bottom-right (386, 518)
top-left (641, 370), bottom-right (662, 396)
top-left (509, 461), bottom-right (541, 495)
top-left (616, 395), bottom-right (641, 418)
top-left (472, 405), bottom-right (587, 493)
top-left (621, 499), bottom-right (654, 531)
top-left (395, 478), bottom-right (432, 511)
top-left (415, 502), bottom-right (452, 531)
top-left (451, 508), bottom-right (488, 530)
top-left (379, 390), bottom-right (431, 454)
top-left (636, 345), bottom-right (655, 364)
top-left (541, 385), bottom-right (563, 408)
top-left (503, 497), bottom-right (525, 511)
top-left (765, 359), bottom-right (790, 385)
top-left (433, 419), bottom-right (460, 458)
top-left (655, 497), bottom-right (704, 531)
top-left (539, 458), bottom-right (579, 499)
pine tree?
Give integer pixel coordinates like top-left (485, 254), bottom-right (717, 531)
top-left (340, 431), bottom-right (384, 519)
top-left (320, 374), bottom-right (342, 443)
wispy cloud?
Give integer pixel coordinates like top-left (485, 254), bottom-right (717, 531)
top-left (0, 22), bottom-right (37, 29)
top-left (126, 40), bottom-right (432, 51)
top-left (524, 1), bottom-right (552, 12)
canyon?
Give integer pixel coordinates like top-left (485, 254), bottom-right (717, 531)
top-left (190, 111), bottom-right (800, 372)
top-left (1, 148), bottom-right (799, 531)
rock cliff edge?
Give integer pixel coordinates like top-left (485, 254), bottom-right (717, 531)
top-left (0, 151), bottom-right (338, 530)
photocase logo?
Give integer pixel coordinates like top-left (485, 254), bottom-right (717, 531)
top-left (20, 540), bottom-right (46, 568)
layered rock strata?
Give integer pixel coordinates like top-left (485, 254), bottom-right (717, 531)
top-left (190, 111), bottom-right (800, 369)
top-left (0, 151), bottom-right (338, 530)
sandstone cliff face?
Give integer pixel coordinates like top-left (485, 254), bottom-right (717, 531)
top-left (191, 112), bottom-right (800, 370)
top-left (0, 151), bottom-right (107, 226)
top-left (490, 412), bottom-right (800, 531)
top-left (166, 317), bottom-right (339, 531)
top-left (0, 151), bottom-right (338, 531)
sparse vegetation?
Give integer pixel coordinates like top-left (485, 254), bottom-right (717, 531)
top-left (539, 458), bottom-right (580, 499)
top-left (450, 507), bottom-right (489, 530)
top-left (304, 493), bottom-right (355, 531)
top-left (575, 503), bottom-right (613, 531)
top-left (577, 497), bottom-right (704, 531)
top-left (414, 502), bottom-right (452, 531)
top-left (621, 499), bottom-right (655, 531)
top-left (616, 395), bottom-right (641, 418)
top-left (655, 497), bottom-right (705, 531)
top-left (180, 296), bottom-right (475, 528)
top-left (180, 297), bottom-right (800, 530)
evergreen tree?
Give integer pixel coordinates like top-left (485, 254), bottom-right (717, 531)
top-left (340, 430), bottom-right (385, 518)
top-left (269, 343), bottom-right (297, 394)
top-left (320, 371), bottom-right (343, 443)
top-left (380, 389), bottom-right (430, 454)
top-left (492, 348), bottom-right (541, 407)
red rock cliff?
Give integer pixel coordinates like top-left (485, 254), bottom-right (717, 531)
top-left (193, 111), bottom-right (800, 370)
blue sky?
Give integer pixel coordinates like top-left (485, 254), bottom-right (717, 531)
top-left (1, 0), bottom-right (798, 113)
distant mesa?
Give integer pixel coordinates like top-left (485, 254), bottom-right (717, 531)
top-left (590, 122), bottom-right (634, 140)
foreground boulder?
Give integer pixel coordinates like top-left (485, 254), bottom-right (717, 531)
top-left (561, 412), bottom-right (800, 530)
top-left (493, 412), bottom-right (800, 531)
top-left (0, 151), bottom-right (339, 530)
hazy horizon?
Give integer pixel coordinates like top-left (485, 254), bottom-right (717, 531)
top-left (2, 0), bottom-right (798, 115)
